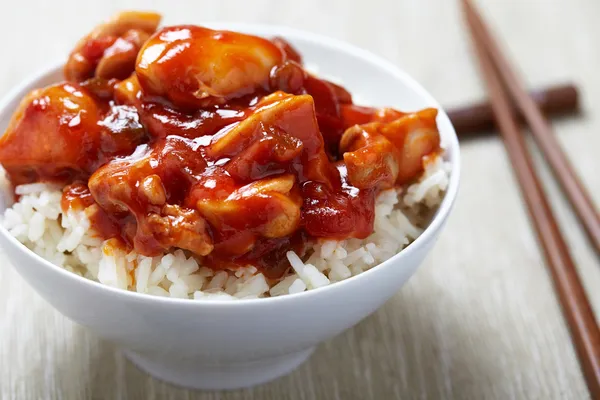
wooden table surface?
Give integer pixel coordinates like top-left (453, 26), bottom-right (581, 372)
top-left (1, 0), bottom-right (599, 398)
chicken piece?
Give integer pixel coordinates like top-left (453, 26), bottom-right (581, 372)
top-left (339, 108), bottom-right (441, 185)
top-left (0, 83), bottom-right (103, 184)
top-left (79, 77), bottom-right (120, 101)
top-left (208, 93), bottom-right (335, 184)
top-left (268, 61), bottom-right (306, 94)
top-left (136, 25), bottom-right (283, 109)
top-left (194, 174), bottom-right (302, 254)
top-left (141, 204), bottom-right (213, 257)
top-left (113, 73), bottom-right (143, 106)
top-left (340, 104), bottom-right (405, 128)
top-left (75, 76), bottom-right (150, 156)
top-left (377, 108), bottom-right (441, 183)
top-left (88, 137), bottom-right (213, 256)
top-left (98, 104), bottom-right (147, 154)
top-left (339, 124), bottom-right (401, 190)
top-left (271, 37), bottom-right (303, 64)
top-left (267, 62), bottom-right (350, 154)
top-left (65, 11), bottom-right (161, 82)
top-left (96, 29), bottom-right (153, 80)
top-left (225, 130), bottom-right (304, 182)
top-left (88, 145), bottom-right (150, 213)
top-left (266, 59), bottom-right (354, 156)
top-left (0, 81), bottom-right (149, 185)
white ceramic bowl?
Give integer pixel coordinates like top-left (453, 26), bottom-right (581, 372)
top-left (0, 24), bottom-right (460, 390)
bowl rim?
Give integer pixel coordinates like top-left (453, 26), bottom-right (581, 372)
top-left (0, 23), bottom-right (461, 308)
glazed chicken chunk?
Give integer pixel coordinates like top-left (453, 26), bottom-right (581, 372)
top-left (65, 11), bottom-right (162, 82)
top-left (339, 124), bottom-right (401, 190)
top-left (0, 83), bottom-right (145, 184)
top-left (0, 83), bottom-right (103, 184)
top-left (208, 92), bottom-right (335, 185)
top-left (0, 80), bottom-right (148, 186)
top-left (340, 108), bottom-right (440, 188)
top-left (193, 174), bottom-right (302, 255)
top-left (136, 25), bottom-right (284, 108)
top-left (88, 137), bottom-right (213, 256)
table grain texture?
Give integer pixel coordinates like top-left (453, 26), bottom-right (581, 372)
top-left (1, 0), bottom-right (599, 399)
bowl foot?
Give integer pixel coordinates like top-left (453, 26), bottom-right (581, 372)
top-left (123, 347), bottom-right (315, 390)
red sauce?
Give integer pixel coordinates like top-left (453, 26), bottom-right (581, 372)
top-left (0, 22), bottom-right (441, 279)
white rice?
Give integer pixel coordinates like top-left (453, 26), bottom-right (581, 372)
top-left (0, 154), bottom-right (451, 300)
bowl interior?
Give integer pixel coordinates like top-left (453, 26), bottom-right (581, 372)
top-left (0, 23), bottom-right (460, 304)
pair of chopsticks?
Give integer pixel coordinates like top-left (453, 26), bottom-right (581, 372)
top-left (461, 0), bottom-right (600, 397)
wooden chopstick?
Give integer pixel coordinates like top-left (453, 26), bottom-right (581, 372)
top-left (447, 83), bottom-right (580, 139)
top-left (461, 1), bottom-right (600, 397)
top-left (462, 0), bottom-right (600, 257)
